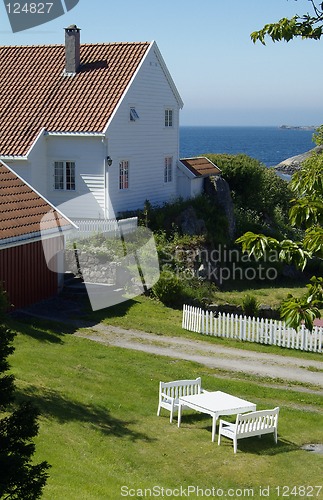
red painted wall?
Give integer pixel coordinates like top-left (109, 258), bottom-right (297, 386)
top-left (0, 237), bottom-right (63, 309)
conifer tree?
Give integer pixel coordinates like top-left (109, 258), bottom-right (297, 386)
top-left (0, 288), bottom-right (50, 499)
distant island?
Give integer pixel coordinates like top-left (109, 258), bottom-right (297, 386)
top-left (279, 125), bottom-right (317, 130)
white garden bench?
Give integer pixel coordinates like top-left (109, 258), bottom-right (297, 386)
top-left (218, 407), bottom-right (280, 453)
top-left (157, 377), bottom-right (204, 423)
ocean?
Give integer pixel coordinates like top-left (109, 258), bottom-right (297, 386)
top-left (179, 126), bottom-right (316, 167)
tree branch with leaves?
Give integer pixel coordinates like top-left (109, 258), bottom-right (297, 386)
top-left (251, 0), bottom-right (323, 44)
top-left (236, 145), bottom-right (323, 330)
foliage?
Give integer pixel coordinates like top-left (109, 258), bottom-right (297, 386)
top-left (151, 267), bottom-right (217, 309)
top-left (241, 294), bottom-right (260, 317)
top-left (251, 0), bottom-right (323, 44)
top-left (151, 269), bottom-right (183, 306)
top-left (0, 297), bottom-right (50, 499)
top-left (136, 195), bottom-right (228, 245)
top-left (280, 292), bottom-right (321, 330)
top-left (236, 149), bottom-right (323, 330)
top-left (312, 124), bottom-right (323, 145)
top-left (205, 153), bottom-right (292, 237)
top-left (0, 402), bottom-right (49, 500)
top-left (0, 323), bottom-right (16, 409)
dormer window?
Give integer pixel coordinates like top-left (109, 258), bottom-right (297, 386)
top-left (130, 107), bottom-right (139, 121)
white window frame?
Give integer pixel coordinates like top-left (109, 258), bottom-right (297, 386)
top-left (165, 108), bottom-right (173, 127)
top-left (119, 160), bottom-right (129, 190)
top-left (164, 156), bottom-right (173, 183)
top-left (54, 161), bottom-right (75, 191)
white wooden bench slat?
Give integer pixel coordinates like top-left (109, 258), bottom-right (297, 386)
top-left (218, 407), bottom-right (280, 453)
top-left (157, 377), bottom-right (203, 423)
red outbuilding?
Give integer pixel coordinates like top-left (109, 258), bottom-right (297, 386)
top-left (0, 160), bottom-right (73, 309)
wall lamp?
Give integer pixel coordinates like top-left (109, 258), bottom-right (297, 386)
top-left (106, 156), bottom-right (113, 167)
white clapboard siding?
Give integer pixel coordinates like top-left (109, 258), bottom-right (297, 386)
top-left (81, 174), bottom-right (105, 211)
top-left (182, 304), bottom-right (323, 353)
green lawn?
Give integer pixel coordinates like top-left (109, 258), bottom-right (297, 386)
top-left (9, 313), bottom-right (323, 500)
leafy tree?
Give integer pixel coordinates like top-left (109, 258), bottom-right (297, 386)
top-left (239, 1), bottom-right (323, 329)
top-left (0, 289), bottom-right (50, 499)
top-left (312, 124), bottom-right (323, 145)
top-left (237, 149), bottom-right (323, 330)
top-left (251, 0), bottom-right (323, 44)
top-left (205, 153), bottom-right (292, 235)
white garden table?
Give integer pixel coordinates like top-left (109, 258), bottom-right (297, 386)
top-left (177, 390), bottom-right (256, 442)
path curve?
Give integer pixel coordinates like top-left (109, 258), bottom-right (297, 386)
top-left (75, 324), bottom-right (323, 390)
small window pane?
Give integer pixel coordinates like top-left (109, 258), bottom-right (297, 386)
top-left (54, 162), bottom-right (64, 190)
top-left (66, 161), bottom-right (75, 190)
top-left (165, 109), bottom-right (173, 127)
top-left (164, 157), bottom-right (172, 183)
top-left (119, 161), bottom-right (129, 189)
top-left (130, 107), bottom-right (139, 121)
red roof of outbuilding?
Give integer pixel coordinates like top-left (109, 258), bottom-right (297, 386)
top-left (180, 157), bottom-right (221, 177)
top-left (0, 41), bottom-right (150, 156)
top-left (0, 161), bottom-right (72, 241)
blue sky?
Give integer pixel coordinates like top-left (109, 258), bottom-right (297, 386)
top-left (1, 0), bottom-right (322, 126)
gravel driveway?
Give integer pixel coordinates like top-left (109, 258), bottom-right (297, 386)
top-left (75, 324), bottom-right (323, 391)
top-left (16, 295), bottom-right (323, 393)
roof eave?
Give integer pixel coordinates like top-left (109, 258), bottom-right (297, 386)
top-left (0, 159), bottom-right (77, 230)
top-left (0, 226), bottom-right (73, 250)
top-left (152, 41), bottom-right (184, 109)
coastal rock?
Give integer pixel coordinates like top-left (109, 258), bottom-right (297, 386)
top-left (204, 175), bottom-right (236, 240)
top-left (274, 145), bottom-right (323, 175)
top-left (176, 206), bottom-right (207, 235)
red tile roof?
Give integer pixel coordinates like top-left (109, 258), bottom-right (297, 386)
top-left (0, 161), bottom-right (72, 241)
top-left (180, 157), bottom-right (221, 177)
top-left (0, 41), bottom-right (150, 156)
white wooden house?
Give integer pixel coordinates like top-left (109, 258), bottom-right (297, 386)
top-left (0, 26), bottom-right (186, 220)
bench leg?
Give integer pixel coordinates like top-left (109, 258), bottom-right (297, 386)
top-left (157, 404), bottom-right (161, 417)
top-left (233, 437), bottom-right (237, 454)
top-left (178, 403), bottom-right (182, 428)
top-left (212, 416), bottom-right (217, 442)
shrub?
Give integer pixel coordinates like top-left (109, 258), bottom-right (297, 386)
top-left (241, 294), bottom-right (260, 317)
top-left (205, 153), bottom-right (292, 235)
top-left (151, 269), bottom-right (183, 306)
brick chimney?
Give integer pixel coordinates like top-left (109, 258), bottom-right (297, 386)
top-left (65, 25), bottom-right (81, 74)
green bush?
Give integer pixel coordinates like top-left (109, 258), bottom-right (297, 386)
top-left (205, 153), bottom-right (292, 235)
top-left (241, 294), bottom-right (260, 317)
top-left (151, 269), bottom-right (183, 306)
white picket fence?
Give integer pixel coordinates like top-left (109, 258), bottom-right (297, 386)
top-left (66, 216), bottom-right (138, 240)
top-left (182, 304), bottom-right (323, 353)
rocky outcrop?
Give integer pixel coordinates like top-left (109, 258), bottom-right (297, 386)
top-left (274, 145), bottom-right (323, 175)
top-left (175, 206), bottom-right (207, 235)
top-left (204, 175), bottom-right (236, 240)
